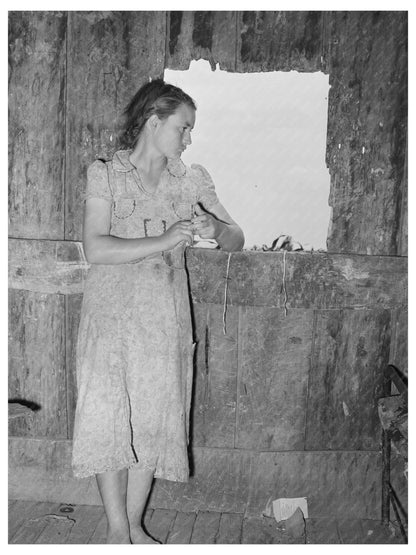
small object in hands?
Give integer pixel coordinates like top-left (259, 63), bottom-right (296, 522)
top-left (283, 507), bottom-right (305, 539)
top-left (163, 202), bottom-right (195, 269)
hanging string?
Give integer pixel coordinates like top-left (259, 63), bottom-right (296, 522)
top-left (282, 249), bottom-right (288, 317)
top-left (223, 252), bottom-right (232, 335)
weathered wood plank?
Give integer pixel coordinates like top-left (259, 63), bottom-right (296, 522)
top-left (186, 249), bottom-right (408, 309)
top-left (34, 512), bottom-right (75, 544)
top-left (242, 516), bottom-right (304, 544)
top-left (191, 303), bottom-right (238, 448)
top-left (8, 12), bottom-right (67, 239)
top-left (216, 512), bottom-right (243, 544)
top-left (10, 439), bottom-right (399, 521)
top-left (246, 451), bottom-right (382, 520)
top-left (167, 11), bottom-right (237, 71)
top-left (65, 11), bottom-right (166, 241)
top-left (236, 306), bottom-right (313, 450)
top-left (360, 519), bottom-right (404, 544)
top-left (66, 293), bottom-right (83, 439)
top-left (8, 499), bottom-right (43, 542)
top-left (8, 437), bottom-right (102, 506)
top-left (326, 12), bottom-right (407, 255)
top-left (145, 508), bottom-right (177, 543)
top-left (9, 238), bottom-right (88, 294)
top-left (149, 447), bottom-right (251, 514)
top-left (8, 289), bottom-right (67, 438)
top-left (88, 512), bottom-right (107, 544)
top-left (9, 242), bottom-right (407, 310)
top-left (190, 511), bottom-right (221, 544)
top-left (166, 511), bottom-right (196, 544)
top-left (389, 307), bottom-right (408, 375)
top-left (336, 518), bottom-right (365, 544)
top-left (305, 309), bottom-right (391, 450)
top-left (305, 518), bottom-right (340, 544)
top-left (397, 133), bottom-right (408, 256)
top-left (236, 11), bottom-right (324, 73)
top-left (9, 501), bottom-right (61, 544)
top-left (390, 449), bottom-right (408, 520)
top-left (64, 504), bottom-right (105, 544)
top-left (8, 497), bottom-right (16, 535)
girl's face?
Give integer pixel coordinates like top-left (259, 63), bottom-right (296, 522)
top-left (154, 103), bottom-right (196, 160)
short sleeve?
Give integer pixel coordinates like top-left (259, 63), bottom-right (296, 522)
top-left (83, 160), bottom-right (113, 202)
top-left (191, 163), bottom-right (219, 211)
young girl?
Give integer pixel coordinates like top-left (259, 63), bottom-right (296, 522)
top-left (71, 79), bottom-right (244, 544)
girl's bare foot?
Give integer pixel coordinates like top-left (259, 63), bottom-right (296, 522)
top-left (106, 525), bottom-right (131, 544)
top-left (130, 526), bottom-right (162, 544)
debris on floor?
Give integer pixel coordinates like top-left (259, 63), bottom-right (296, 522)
top-left (263, 496), bottom-right (308, 522)
top-left (284, 507), bottom-right (306, 538)
top-left (263, 497), bottom-right (308, 539)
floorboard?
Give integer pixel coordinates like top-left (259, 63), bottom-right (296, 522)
top-left (9, 501), bottom-right (62, 544)
top-left (306, 518), bottom-right (340, 544)
top-left (190, 511), bottom-right (222, 544)
top-left (166, 511), bottom-right (197, 544)
top-left (35, 513), bottom-right (75, 544)
top-left (8, 499), bottom-right (406, 544)
top-left (63, 504), bottom-right (105, 544)
top-left (87, 511), bottom-right (108, 544)
top-left (145, 508), bottom-right (177, 543)
top-left (337, 517), bottom-right (365, 544)
top-left (242, 516), bottom-right (306, 544)
top-left (361, 519), bottom-right (404, 544)
top-left (216, 512), bottom-right (243, 544)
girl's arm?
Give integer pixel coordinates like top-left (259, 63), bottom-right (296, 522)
top-left (192, 203), bottom-right (245, 252)
top-left (83, 197), bottom-right (194, 264)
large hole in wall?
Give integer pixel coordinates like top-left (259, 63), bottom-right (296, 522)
top-left (165, 60), bottom-right (331, 250)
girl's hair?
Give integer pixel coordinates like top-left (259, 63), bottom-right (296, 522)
top-left (120, 79), bottom-right (196, 149)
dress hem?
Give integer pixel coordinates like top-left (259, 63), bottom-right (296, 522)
top-left (72, 459), bottom-right (189, 483)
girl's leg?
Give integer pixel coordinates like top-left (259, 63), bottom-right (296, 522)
top-left (127, 466), bottom-right (159, 543)
top-left (96, 468), bottom-right (130, 544)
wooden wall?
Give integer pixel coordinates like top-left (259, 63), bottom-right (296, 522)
top-left (9, 11), bottom-right (407, 519)
top-left (9, 248), bottom-right (408, 517)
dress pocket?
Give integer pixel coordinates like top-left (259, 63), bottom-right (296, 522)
top-left (113, 197), bottom-right (137, 219)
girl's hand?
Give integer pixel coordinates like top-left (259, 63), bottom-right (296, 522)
top-left (161, 220), bottom-right (194, 250)
top-left (191, 204), bottom-right (221, 240)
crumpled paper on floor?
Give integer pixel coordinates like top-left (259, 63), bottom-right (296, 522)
top-left (263, 497), bottom-right (308, 538)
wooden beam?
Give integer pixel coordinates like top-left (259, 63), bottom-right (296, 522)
top-left (65, 11), bottom-right (167, 241)
top-left (185, 249), bottom-right (407, 309)
top-left (236, 11), bottom-right (324, 73)
top-left (166, 11), bottom-right (238, 71)
top-left (9, 241), bottom-right (407, 308)
top-left (8, 12), bottom-right (67, 239)
top-left (9, 238), bottom-right (88, 294)
top-left (326, 12), bottom-right (407, 255)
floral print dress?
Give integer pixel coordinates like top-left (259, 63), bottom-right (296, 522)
top-left (71, 149), bottom-right (219, 482)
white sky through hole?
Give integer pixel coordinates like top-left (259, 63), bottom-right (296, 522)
top-left (164, 60), bottom-right (331, 250)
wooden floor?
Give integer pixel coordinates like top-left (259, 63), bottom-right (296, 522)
top-left (8, 500), bottom-right (405, 544)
